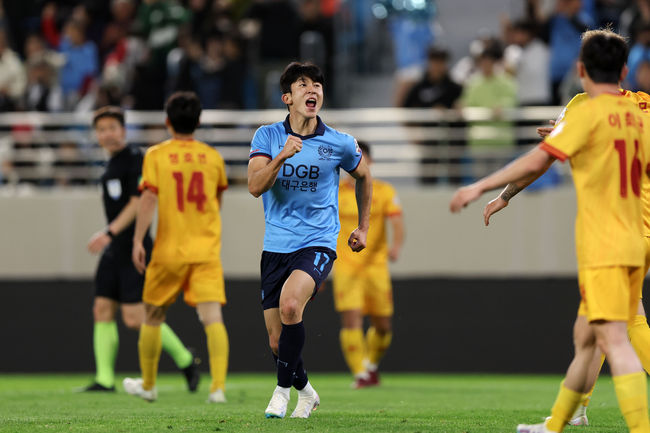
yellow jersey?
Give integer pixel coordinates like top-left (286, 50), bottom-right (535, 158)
top-left (336, 178), bottom-right (402, 268)
top-left (140, 138), bottom-right (228, 263)
top-left (543, 93), bottom-right (646, 268)
top-left (560, 90), bottom-right (650, 236)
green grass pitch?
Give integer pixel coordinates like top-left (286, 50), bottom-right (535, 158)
top-left (0, 373), bottom-right (633, 432)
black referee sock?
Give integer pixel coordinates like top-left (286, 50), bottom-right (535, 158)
top-left (277, 321), bottom-right (305, 388)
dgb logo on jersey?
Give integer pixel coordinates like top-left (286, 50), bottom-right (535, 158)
top-left (318, 145), bottom-right (333, 160)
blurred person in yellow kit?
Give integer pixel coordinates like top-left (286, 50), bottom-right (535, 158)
top-left (334, 141), bottom-right (405, 388)
top-left (123, 91), bottom-right (229, 404)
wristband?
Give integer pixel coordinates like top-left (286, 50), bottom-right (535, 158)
top-left (105, 228), bottom-right (116, 239)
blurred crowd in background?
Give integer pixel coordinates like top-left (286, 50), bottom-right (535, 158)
top-left (0, 0), bottom-right (648, 112)
top-left (0, 0), bottom-right (650, 187)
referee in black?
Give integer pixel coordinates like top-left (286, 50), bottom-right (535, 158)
top-left (82, 106), bottom-right (199, 392)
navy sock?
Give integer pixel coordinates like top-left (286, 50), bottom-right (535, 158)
top-left (277, 322), bottom-right (305, 388)
top-left (293, 357), bottom-right (309, 390)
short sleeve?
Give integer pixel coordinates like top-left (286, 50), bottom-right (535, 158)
top-left (556, 93), bottom-right (588, 124)
top-left (249, 126), bottom-right (272, 159)
top-left (126, 150), bottom-right (143, 197)
top-left (139, 147), bottom-right (158, 194)
top-left (542, 105), bottom-right (594, 162)
top-left (217, 153), bottom-right (228, 192)
top-left (383, 184), bottom-right (402, 216)
top-left (341, 137), bottom-right (363, 173)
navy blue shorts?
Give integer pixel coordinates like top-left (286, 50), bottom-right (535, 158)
top-left (260, 246), bottom-right (337, 310)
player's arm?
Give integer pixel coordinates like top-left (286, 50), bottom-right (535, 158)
top-left (132, 189), bottom-right (157, 274)
top-left (247, 135), bottom-right (302, 197)
top-left (217, 189), bottom-right (225, 209)
top-left (449, 145), bottom-right (555, 213)
top-left (347, 157), bottom-right (372, 252)
top-left (87, 196), bottom-right (140, 254)
top-left (482, 170), bottom-right (547, 226)
top-left (388, 213), bottom-right (405, 262)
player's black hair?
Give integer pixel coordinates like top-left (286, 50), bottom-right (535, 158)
top-left (93, 106), bottom-right (125, 128)
top-left (280, 62), bottom-right (325, 94)
top-left (165, 91), bottom-right (202, 134)
top-left (478, 39), bottom-right (503, 60)
top-left (357, 140), bottom-right (370, 159)
top-left (580, 29), bottom-right (628, 84)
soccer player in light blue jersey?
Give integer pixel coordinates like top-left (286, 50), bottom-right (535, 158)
top-left (248, 62), bottom-right (373, 419)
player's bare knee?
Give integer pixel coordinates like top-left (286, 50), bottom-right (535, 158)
top-left (144, 304), bottom-right (166, 325)
top-left (122, 313), bottom-right (142, 330)
top-left (279, 299), bottom-right (301, 323)
top-left (93, 300), bottom-right (114, 322)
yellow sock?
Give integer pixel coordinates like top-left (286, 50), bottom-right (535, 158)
top-left (546, 381), bottom-right (583, 432)
top-left (629, 315), bottom-right (650, 375)
top-left (205, 322), bottom-right (229, 393)
top-left (366, 327), bottom-right (392, 366)
top-left (340, 328), bottom-right (366, 375)
top-left (139, 324), bottom-right (162, 391)
top-left (613, 372), bottom-right (650, 433)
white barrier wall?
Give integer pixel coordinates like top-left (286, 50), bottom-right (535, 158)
top-left (0, 185), bottom-right (578, 279)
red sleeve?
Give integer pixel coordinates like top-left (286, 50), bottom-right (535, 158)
top-left (540, 142), bottom-right (568, 162)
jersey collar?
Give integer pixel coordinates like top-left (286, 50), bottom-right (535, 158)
top-left (283, 115), bottom-right (326, 140)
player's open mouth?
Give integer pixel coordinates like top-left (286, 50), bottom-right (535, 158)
top-left (306, 98), bottom-right (317, 108)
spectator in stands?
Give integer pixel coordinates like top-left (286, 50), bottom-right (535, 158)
top-left (219, 32), bottom-right (249, 109)
top-left (298, 0), bottom-right (335, 99)
top-left (461, 39), bottom-right (517, 150)
top-left (195, 34), bottom-right (225, 109)
top-left (24, 58), bottom-right (63, 112)
top-left (133, 0), bottom-right (189, 108)
top-left (401, 46), bottom-right (462, 109)
top-left (531, 0), bottom-right (591, 104)
top-left (503, 19), bottom-right (551, 106)
top-left (241, 0), bottom-right (301, 108)
top-left (24, 33), bottom-right (64, 78)
top-left (59, 20), bottom-right (99, 110)
top-left (620, 0), bottom-right (650, 44)
top-left (0, 28), bottom-right (26, 111)
top-left (635, 59), bottom-right (650, 92)
top-left (626, 24), bottom-right (650, 90)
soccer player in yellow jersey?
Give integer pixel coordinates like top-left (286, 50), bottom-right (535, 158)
top-left (485, 89), bottom-right (650, 427)
top-left (450, 30), bottom-right (650, 433)
top-left (123, 92), bottom-right (229, 403)
top-left (334, 141), bottom-right (404, 388)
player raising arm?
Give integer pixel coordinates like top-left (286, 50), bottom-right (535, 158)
top-left (451, 29), bottom-right (650, 433)
top-left (248, 62), bottom-right (372, 419)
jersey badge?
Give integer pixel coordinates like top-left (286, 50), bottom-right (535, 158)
top-left (107, 179), bottom-right (122, 200)
top-left (318, 144), bottom-right (333, 160)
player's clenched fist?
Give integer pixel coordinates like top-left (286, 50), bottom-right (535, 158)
top-left (348, 227), bottom-right (367, 252)
top-left (279, 135), bottom-right (303, 159)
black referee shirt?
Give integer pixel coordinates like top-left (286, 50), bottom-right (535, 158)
top-left (100, 145), bottom-right (151, 258)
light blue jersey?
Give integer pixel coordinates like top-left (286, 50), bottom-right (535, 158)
top-left (249, 115), bottom-right (362, 253)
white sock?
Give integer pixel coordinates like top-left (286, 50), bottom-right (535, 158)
top-left (297, 381), bottom-right (315, 397)
top-left (275, 385), bottom-right (290, 399)
top-left (354, 372), bottom-right (370, 380)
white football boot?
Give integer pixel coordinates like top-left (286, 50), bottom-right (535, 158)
top-left (122, 377), bottom-right (157, 402)
top-left (264, 386), bottom-right (290, 418)
top-left (207, 389), bottom-right (226, 403)
top-left (516, 421), bottom-right (556, 433)
top-left (290, 382), bottom-right (320, 418)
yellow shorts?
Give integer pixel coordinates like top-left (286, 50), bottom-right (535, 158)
top-left (577, 266), bottom-right (643, 322)
top-left (143, 260), bottom-right (226, 307)
top-left (332, 264), bottom-right (393, 316)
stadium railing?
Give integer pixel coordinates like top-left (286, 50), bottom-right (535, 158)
top-left (0, 107), bottom-right (565, 187)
